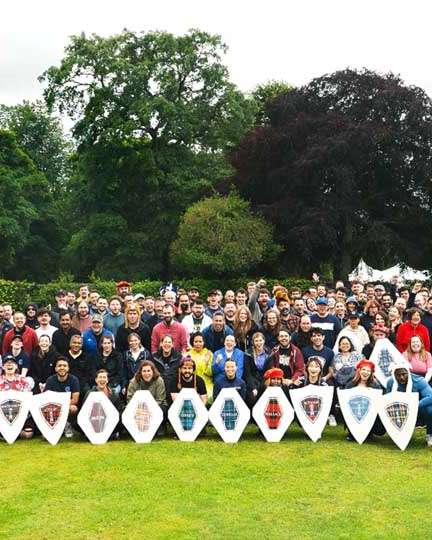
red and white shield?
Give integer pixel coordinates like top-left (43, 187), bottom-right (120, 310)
top-left (30, 391), bottom-right (71, 445)
top-left (290, 385), bottom-right (334, 442)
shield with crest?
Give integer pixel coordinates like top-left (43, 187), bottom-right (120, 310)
top-left (378, 391), bottom-right (419, 450)
top-left (337, 387), bottom-right (382, 444)
top-left (290, 385), bottom-right (334, 442)
top-left (78, 392), bottom-right (120, 444)
top-left (30, 391), bottom-right (71, 445)
top-left (122, 390), bottom-right (164, 443)
top-left (252, 387), bottom-right (294, 442)
top-left (369, 339), bottom-right (409, 388)
top-left (0, 391), bottom-right (32, 444)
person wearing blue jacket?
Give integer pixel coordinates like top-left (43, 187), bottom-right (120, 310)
top-left (202, 313), bottom-right (233, 353)
top-left (385, 363), bottom-right (432, 447)
top-left (82, 314), bottom-right (114, 356)
top-left (212, 334), bottom-right (244, 385)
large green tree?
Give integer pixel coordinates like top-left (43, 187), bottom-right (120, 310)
top-left (170, 193), bottom-right (280, 276)
top-left (231, 69), bottom-right (432, 277)
top-left (40, 29), bottom-right (255, 279)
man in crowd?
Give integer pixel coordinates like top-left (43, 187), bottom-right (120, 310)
top-left (176, 292), bottom-right (191, 322)
top-left (302, 328), bottom-right (334, 379)
top-left (103, 296), bottom-right (125, 337)
top-left (65, 334), bottom-right (97, 399)
top-left (202, 313), bottom-right (233, 352)
top-left (310, 297), bottom-right (341, 348)
top-left (151, 304), bottom-right (188, 353)
top-left (169, 356), bottom-right (208, 404)
top-left (35, 308), bottom-right (58, 340)
top-left (116, 280), bottom-right (132, 299)
top-left (264, 330), bottom-right (304, 388)
top-left (141, 296), bottom-right (155, 323)
top-left (51, 311), bottom-right (81, 355)
top-left (82, 314), bottom-right (114, 356)
top-left (2, 312), bottom-right (38, 356)
top-left (181, 299), bottom-right (212, 334)
top-left (205, 290), bottom-right (223, 318)
top-left (248, 279), bottom-right (271, 325)
top-left (235, 288), bottom-right (248, 307)
top-left (116, 303), bottom-right (151, 352)
top-left (223, 302), bottom-right (237, 330)
top-left (146, 298), bottom-right (165, 332)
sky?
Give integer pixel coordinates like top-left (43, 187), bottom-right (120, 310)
top-left (2, 0), bottom-right (432, 109)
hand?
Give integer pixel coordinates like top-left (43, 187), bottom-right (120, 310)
top-left (252, 389), bottom-right (258, 397)
top-left (292, 379), bottom-right (301, 386)
top-left (121, 387), bottom-right (126, 396)
top-left (312, 273), bottom-right (319, 282)
top-left (39, 383), bottom-right (45, 392)
top-left (257, 279), bottom-right (267, 288)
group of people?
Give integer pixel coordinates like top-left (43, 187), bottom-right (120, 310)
top-left (0, 276), bottom-right (431, 445)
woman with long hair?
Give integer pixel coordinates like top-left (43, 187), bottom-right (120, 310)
top-left (189, 332), bottom-right (214, 400)
top-left (403, 336), bottom-right (432, 382)
top-left (233, 306), bottom-right (260, 352)
top-left (29, 334), bottom-right (58, 392)
top-left (123, 332), bottom-right (151, 390)
top-left (152, 334), bottom-right (182, 400)
top-left (244, 331), bottom-right (272, 407)
top-left (331, 336), bottom-right (362, 388)
top-left (262, 309), bottom-right (281, 349)
top-left (126, 360), bottom-right (167, 411)
top-left (292, 356), bottom-right (327, 388)
top-left (95, 335), bottom-right (124, 394)
top-left (71, 301), bottom-right (92, 333)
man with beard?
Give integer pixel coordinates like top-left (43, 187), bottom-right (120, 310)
top-left (2, 312), bottom-right (38, 356)
top-left (103, 297), bottom-right (125, 337)
top-left (182, 299), bottom-right (212, 334)
top-left (65, 334), bottom-right (97, 399)
top-left (0, 304), bottom-right (14, 350)
top-left (45, 357), bottom-right (80, 438)
top-left (264, 330), bottom-right (304, 388)
top-left (52, 311), bottom-right (81, 355)
top-left (248, 279), bottom-right (271, 326)
top-left (146, 298), bottom-right (165, 332)
top-left (169, 356), bottom-right (208, 404)
top-left (151, 304), bottom-right (188, 353)
top-left (223, 302), bottom-right (237, 330)
top-left (176, 293), bottom-right (191, 322)
top-left (116, 303), bottom-right (151, 352)
top-left (291, 298), bottom-right (306, 318)
top-left (116, 280), bottom-right (132, 300)
top-left (202, 313), bottom-right (234, 353)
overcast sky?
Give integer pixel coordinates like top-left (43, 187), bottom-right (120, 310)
top-left (2, 0), bottom-right (432, 110)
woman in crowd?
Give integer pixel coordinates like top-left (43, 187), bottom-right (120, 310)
top-left (292, 356), bottom-right (327, 388)
top-left (233, 306), bottom-right (260, 352)
top-left (262, 309), bottom-right (281, 349)
top-left (396, 308), bottom-right (431, 353)
top-left (29, 334), bottom-right (58, 392)
top-left (123, 332), bottom-right (152, 391)
top-left (96, 335), bottom-right (124, 394)
top-left (212, 334), bottom-right (244, 385)
top-left (334, 312), bottom-right (370, 353)
top-left (331, 336), bottom-right (362, 388)
top-left (243, 331), bottom-right (272, 407)
top-left (152, 334), bottom-right (182, 399)
top-left (126, 360), bottom-right (167, 416)
top-left (403, 336), bottom-right (432, 382)
top-left (188, 332), bottom-right (214, 400)
top-left (305, 297), bottom-right (317, 313)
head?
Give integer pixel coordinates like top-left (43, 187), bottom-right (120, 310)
top-left (257, 288), bottom-right (270, 308)
top-left (224, 290), bottom-right (235, 304)
top-left (408, 308), bottom-right (422, 326)
top-left (11, 335), bottom-right (23, 351)
top-left (299, 315), bottom-right (312, 333)
top-left (125, 302), bottom-right (141, 327)
top-left (224, 360), bottom-right (237, 380)
top-left (381, 294), bottom-right (393, 309)
top-left (191, 299), bottom-right (205, 318)
top-left (3, 356), bottom-right (18, 376)
top-left (77, 301), bottom-right (90, 318)
top-left (407, 335), bottom-right (425, 356)
top-left (128, 332), bottom-right (142, 351)
top-left (162, 304), bottom-right (175, 325)
top-left (109, 296), bottom-right (123, 315)
top-left (97, 297), bottom-right (108, 313)
top-left (38, 334), bottom-right (51, 352)
top-left (163, 290), bottom-right (177, 306)
top-left (101, 335), bottom-right (114, 353)
top-left (79, 284), bottom-right (89, 299)
top-left (224, 334), bottom-right (236, 352)
top-left (144, 296), bottom-right (155, 313)
top-left (252, 331), bottom-right (265, 351)
top-left (207, 291), bottom-right (219, 308)
top-left (235, 288), bottom-right (247, 306)
top-left (293, 298), bottom-right (305, 314)
top-left (364, 300), bottom-right (380, 317)
top-left (25, 304), bottom-right (37, 319)
top-left (212, 313), bottom-right (225, 332)
top-left (89, 291), bottom-right (100, 306)
top-left (13, 312), bottom-right (26, 330)
top-left (69, 334), bottom-right (83, 354)
top-left (159, 334), bottom-right (174, 355)
top-left (394, 367), bottom-right (409, 385)
top-left (67, 291), bottom-right (76, 305)
top-left (224, 302), bottom-right (237, 321)
top-left (137, 360), bottom-right (160, 383)
top-left (278, 329), bottom-right (291, 348)
top-left (338, 336), bottom-right (354, 353)
top-left (235, 306), bottom-right (251, 325)
top-left (178, 293), bottom-right (190, 312)
top-left (348, 313), bottom-right (360, 328)
top-left (95, 369), bottom-right (109, 389)
top-left (91, 314), bottom-right (104, 334)
top-left (154, 298), bottom-right (165, 316)
top-left (188, 287), bottom-right (200, 302)
top-left (191, 332), bottom-right (204, 352)
top-left (354, 359), bottom-right (375, 385)
top-left (310, 329), bottom-right (325, 348)
top-left (335, 301), bottom-right (346, 317)
top-left (54, 357), bottom-right (70, 378)
top-left (180, 357), bottom-right (196, 380)
top-left (306, 357), bottom-right (323, 380)
top-left (264, 367), bottom-right (284, 387)
top-left (265, 309), bottom-right (280, 330)
top-left (59, 311), bottom-right (72, 331)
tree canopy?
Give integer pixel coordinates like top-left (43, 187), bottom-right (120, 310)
top-left (230, 69), bottom-right (432, 277)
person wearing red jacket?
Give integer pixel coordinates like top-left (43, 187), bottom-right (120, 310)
top-left (2, 312), bottom-right (38, 356)
top-left (396, 308), bottom-right (430, 353)
top-left (151, 304), bottom-right (188, 353)
top-left (263, 329), bottom-right (305, 387)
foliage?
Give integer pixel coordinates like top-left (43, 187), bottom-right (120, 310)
top-left (0, 100), bottom-right (72, 195)
top-left (39, 29), bottom-right (256, 279)
top-left (0, 277), bottom-right (313, 309)
top-left (170, 193), bottom-right (281, 276)
top-left (252, 80), bottom-right (293, 125)
top-left (231, 69), bottom-right (432, 277)
top-left (1, 426), bottom-right (432, 539)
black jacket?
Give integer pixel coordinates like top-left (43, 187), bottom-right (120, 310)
top-left (116, 323), bottom-right (151, 352)
top-left (95, 350), bottom-right (124, 388)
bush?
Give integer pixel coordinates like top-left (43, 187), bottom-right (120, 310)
top-left (0, 277), bottom-right (314, 309)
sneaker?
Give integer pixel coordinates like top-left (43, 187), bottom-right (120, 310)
top-left (328, 414), bottom-right (337, 427)
top-left (64, 422), bottom-right (74, 439)
top-left (426, 434), bottom-right (432, 447)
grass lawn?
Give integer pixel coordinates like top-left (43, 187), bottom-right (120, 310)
top-left (1, 424), bottom-right (431, 540)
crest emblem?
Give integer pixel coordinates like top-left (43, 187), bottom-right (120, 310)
top-left (264, 398), bottom-right (283, 429)
top-left (134, 402), bottom-right (151, 432)
top-left (168, 389), bottom-right (208, 441)
top-left (41, 403), bottom-right (63, 429)
top-left (221, 399), bottom-right (239, 431)
top-left (290, 385), bottom-right (334, 442)
top-left (369, 338), bottom-right (409, 387)
top-left (78, 392), bottom-right (120, 445)
top-left (89, 402), bottom-right (107, 433)
top-left (301, 396), bottom-right (322, 423)
top-left (0, 399), bottom-right (22, 425)
top-left (0, 391), bottom-right (32, 444)
top-left (385, 402), bottom-right (408, 431)
top-left (349, 396), bottom-right (371, 423)
top-left (252, 387), bottom-right (294, 442)
top-left (179, 399), bottom-right (197, 431)
top-left (338, 387), bottom-right (382, 444)
top-left (122, 391), bottom-right (164, 443)
top-left (378, 392), bottom-right (419, 450)
top-left (209, 388), bottom-right (250, 443)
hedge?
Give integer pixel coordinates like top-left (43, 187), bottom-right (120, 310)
top-left (0, 277), bottom-right (314, 309)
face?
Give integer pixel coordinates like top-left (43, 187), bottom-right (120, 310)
top-left (213, 315), bottom-right (225, 332)
top-left (38, 312), bottom-right (51, 326)
top-left (317, 303), bottom-right (328, 315)
top-left (339, 338), bottom-right (351, 353)
top-left (366, 286), bottom-right (375, 298)
top-left (78, 302), bottom-right (89, 317)
top-left (67, 292), bottom-right (76, 304)
top-left (102, 337), bottom-right (113, 352)
top-left (307, 360), bottom-right (322, 378)
top-left (266, 312), bottom-right (278, 327)
top-left (253, 334), bottom-right (265, 350)
top-left (91, 319), bottom-right (103, 334)
top-left (373, 330), bottom-right (386, 341)
top-left (164, 291), bottom-right (176, 305)
top-left (293, 299), bottom-right (305, 313)
top-left (327, 297), bottom-right (336, 309)
top-left (145, 298), bottom-right (155, 312)
top-left (335, 302), bottom-right (346, 316)
top-left (97, 298), bottom-right (108, 312)
top-left (317, 285), bottom-right (326, 297)
top-left (238, 308), bottom-right (249, 322)
top-left (26, 306), bottom-right (36, 318)
top-left (96, 372), bottom-right (109, 387)
top-left (375, 314), bottom-right (385, 325)
top-left (163, 306), bottom-right (174, 324)
top-left (411, 311), bottom-right (421, 325)
top-left (110, 299), bottom-right (122, 314)
top-left (311, 333), bottom-right (324, 347)
top-left (269, 377), bottom-right (282, 386)
top-left (352, 283), bottom-right (362, 294)
top-left (127, 308), bottom-right (139, 325)
top-left (118, 286), bottom-right (129, 296)
top-left (224, 303), bottom-right (236, 319)
top-left (309, 288), bottom-right (317, 298)
top-left (359, 366), bottom-right (372, 381)
top-left (3, 361), bottom-right (17, 375)
top-left (180, 362), bottom-right (194, 378)
top-left (179, 295), bottom-right (190, 310)
top-left (56, 294), bottom-right (67, 306)
top-left (188, 290), bottom-right (199, 302)
top-left (89, 292), bottom-right (100, 305)
top-left (224, 361), bottom-right (237, 379)
top-left (395, 298), bottom-right (406, 312)
top-left (299, 316), bottom-right (311, 332)
top-left (55, 360), bottom-right (69, 377)
top-left (258, 292), bottom-right (269, 307)
top-left (224, 335), bottom-right (236, 350)
top-left (161, 336), bottom-right (173, 353)
top-left (11, 337), bottom-right (23, 350)
top-left (335, 290), bottom-right (346, 301)
top-left (395, 369), bottom-right (409, 385)
top-left (79, 286), bottom-right (89, 298)
top-left (39, 335), bottom-right (51, 350)
top-left (374, 288), bottom-right (384, 299)
top-left (410, 336), bottom-right (422, 352)
top-left (382, 295), bottom-right (393, 308)
top-left (141, 365), bottom-right (153, 382)
top-left (368, 305), bottom-right (379, 316)
top-left (3, 305), bottom-right (12, 319)
top-left (192, 303), bottom-right (204, 317)
top-left (306, 298), bottom-right (316, 311)
top-left (129, 335), bottom-right (141, 349)
top-left (13, 313), bottom-right (25, 329)
top-left (70, 336), bottom-right (83, 353)
top-left (278, 331), bottom-right (290, 347)
top-left (208, 293), bottom-right (219, 306)
top-left (247, 283), bottom-right (256, 295)
top-left (60, 314), bottom-right (72, 330)
top-left (236, 292), bottom-right (246, 306)
top-left (193, 335), bottom-right (204, 351)
top-left (400, 290), bottom-right (410, 300)
top-left (154, 300), bottom-right (165, 315)
top-left (388, 306), bottom-right (400, 320)
top-left (224, 291), bottom-right (235, 303)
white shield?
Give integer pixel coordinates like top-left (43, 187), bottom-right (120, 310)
top-left (0, 391), bottom-right (32, 444)
top-left (168, 388), bottom-right (208, 441)
top-left (252, 387), bottom-right (294, 442)
top-left (208, 388), bottom-right (250, 443)
top-left (122, 390), bottom-right (164, 443)
top-left (289, 385), bottom-right (334, 442)
top-left (78, 392), bottom-right (120, 444)
top-left (30, 391), bottom-right (71, 445)
top-left (378, 391), bottom-right (419, 451)
top-left (369, 338), bottom-right (409, 388)
top-left (337, 387), bottom-right (382, 444)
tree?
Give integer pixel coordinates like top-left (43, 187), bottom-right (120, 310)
top-left (231, 69), bottom-right (432, 277)
top-left (0, 101), bottom-right (71, 195)
top-left (0, 130), bottom-right (64, 281)
top-left (170, 193), bottom-right (281, 276)
top-left (252, 80), bottom-right (293, 125)
top-left (39, 29), bottom-right (255, 279)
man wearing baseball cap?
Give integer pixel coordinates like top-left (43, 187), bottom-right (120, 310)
top-left (310, 297), bottom-right (342, 348)
top-left (82, 314), bottom-right (114, 356)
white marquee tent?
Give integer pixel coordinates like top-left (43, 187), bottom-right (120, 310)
top-left (349, 258), bottom-right (430, 283)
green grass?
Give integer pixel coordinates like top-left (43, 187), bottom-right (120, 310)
top-left (1, 424), bottom-right (431, 540)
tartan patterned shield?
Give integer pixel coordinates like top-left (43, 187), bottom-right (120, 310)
top-left (0, 391), bottom-right (32, 444)
top-left (30, 391), bottom-right (71, 445)
top-left (168, 388), bottom-right (208, 442)
top-left (337, 387), bottom-right (382, 444)
top-left (252, 387), bottom-right (294, 442)
top-left (78, 392), bottom-right (120, 445)
top-left (378, 391), bottom-right (419, 450)
top-left (209, 388), bottom-right (250, 443)
top-left (122, 390), bottom-right (164, 443)
top-left (290, 385), bottom-right (334, 442)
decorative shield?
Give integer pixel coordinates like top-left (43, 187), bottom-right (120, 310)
top-left (369, 338), bottom-right (409, 388)
top-left (0, 391), bottom-right (32, 444)
top-left (30, 391), bottom-right (71, 445)
top-left (337, 387), bottom-right (382, 444)
top-left (168, 388), bottom-right (208, 441)
top-left (78, 392), bottom-right (120, 444)
top-left (208, 388), bottom-right (250, 443)
top-left (252, 387), bottom-right (294, 442)
top-left (378, 391), bottom-right (419, 450)
top-left (289, 385), bottom-right (334, 442)
top-left (122, 390), bottom-right (164, 443)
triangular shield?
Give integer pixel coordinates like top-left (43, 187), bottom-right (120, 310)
top-left (369, 338), bottom-right (410, 387)
top-left (289, 385), bottom-right (334, 442)
top-left (30, 391), bottom-right (71, 445)
top-left (337, 387), bottom-right (382, 444)
top-left (378, 391), bottom-right (419, 450)
top-left (0, 391), bottom-right (32, 444)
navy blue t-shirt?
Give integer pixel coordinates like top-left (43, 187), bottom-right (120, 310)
top-left (45, 374), bottom-right (80, 393)
top-left (302, 346), bottom-right (334, 376)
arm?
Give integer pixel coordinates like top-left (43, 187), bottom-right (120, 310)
top-left (236, 350), bottom-right (244, 379)
top-left (70, 391), bottom-right (80, 408)
top-left (151, 326), bottom-right (159, 354)
top-left (180, 325), bottom-right (189, 353)
top-left (422, 327), bottom-right (431, 352)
